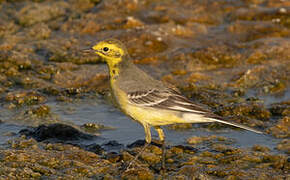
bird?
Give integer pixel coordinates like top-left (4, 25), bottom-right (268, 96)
top-left (87, 38), bottom-right (262, 171)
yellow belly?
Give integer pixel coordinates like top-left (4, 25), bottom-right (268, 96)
top-left (111, 83), bottom-right (184, 126)
top-left (124, 104), bottom-right (185, 126)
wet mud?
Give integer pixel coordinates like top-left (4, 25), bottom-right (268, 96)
top-left (0, 0), bottom-right (289, 179)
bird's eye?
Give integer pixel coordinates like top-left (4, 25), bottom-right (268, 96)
top-left (103, 47), bottom-right (109, 52)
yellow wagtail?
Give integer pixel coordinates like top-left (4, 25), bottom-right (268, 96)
top-left (88, 38), bottom-right (262, 170)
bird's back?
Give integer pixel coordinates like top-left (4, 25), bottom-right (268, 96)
top-left (115, 59), bottom-right (167, 93)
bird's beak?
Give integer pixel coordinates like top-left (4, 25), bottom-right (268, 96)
top-left (82, 47), bottom-right (95, 54)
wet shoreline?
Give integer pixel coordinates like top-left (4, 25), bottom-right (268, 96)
top-left (0, 0), bottom-right (289, 179)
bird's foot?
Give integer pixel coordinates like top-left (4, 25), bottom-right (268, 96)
top-left (160, 140), bottom-right (166, 176)
top-left (125, 142), bottom-right (150, 171)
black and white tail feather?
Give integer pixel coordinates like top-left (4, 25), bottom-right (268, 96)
top-left (127, 87), bottom-right (263, 134)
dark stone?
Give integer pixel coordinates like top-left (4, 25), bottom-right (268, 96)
top-left (102, 140), bottom-right (124, 152)
top-left (84, 143), bottom-right (104, 155)
top-left (127, 139), bottom-right (146, 148)
top-left (127, 139), bottom-right (166, 148)
top-left (19, 123), bottom-right (95, 142)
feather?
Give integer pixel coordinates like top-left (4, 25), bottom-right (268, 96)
top-left (127, 88), bottom-right (263, 134)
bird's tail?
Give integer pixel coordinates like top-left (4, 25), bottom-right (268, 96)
top-left (182, 113), bottom-right (263, 134)
top-left (206, 117), bottom-right (263, 134)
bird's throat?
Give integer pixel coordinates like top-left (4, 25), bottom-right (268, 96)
top-left (107, 56), bottom-right (131, 82)
top-left (109, 66), bottom-right (119, 80)
top-left (107, 60), bottom-right (121, 82)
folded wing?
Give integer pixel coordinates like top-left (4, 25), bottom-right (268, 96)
top-left (127, 88), bottom-right (263, 134)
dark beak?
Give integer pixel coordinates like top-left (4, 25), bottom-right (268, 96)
top-left (82, 47), bottom-right (94, 54)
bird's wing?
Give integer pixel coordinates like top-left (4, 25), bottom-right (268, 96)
top-left (127, 88), bottom-right (263, 134)
top-left (127, 88), bottom-right (210, 115)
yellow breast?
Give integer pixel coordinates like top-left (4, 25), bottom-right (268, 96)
top-left (110, 82), bottom-right (184, 126)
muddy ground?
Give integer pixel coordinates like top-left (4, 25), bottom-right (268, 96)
top-left (0, 0), bottom-right (289, 179)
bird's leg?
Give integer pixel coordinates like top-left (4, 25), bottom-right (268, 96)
top-left (155, 126), bottom-right (166, 174)
top-left (126, 123), bottom-right (151, 170)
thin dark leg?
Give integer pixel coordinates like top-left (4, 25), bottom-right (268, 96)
top-left (126, 142), bottom-right (150, 170)
top-left (161, 139), bottom-right (166, 175)
top-left (126, 123), bottom-right (151, 171)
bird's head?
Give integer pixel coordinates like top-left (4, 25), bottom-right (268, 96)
top-left (91, 39), bottom-right (128, 66)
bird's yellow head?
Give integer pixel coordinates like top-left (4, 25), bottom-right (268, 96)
top-left (92, 39), bottom-right (127, 66)
top-left (91, 39), bottom-right (130, 80)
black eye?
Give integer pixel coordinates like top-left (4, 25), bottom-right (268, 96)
top-left (103, 47), bottom-right (109, 52)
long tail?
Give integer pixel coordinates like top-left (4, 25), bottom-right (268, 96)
top-left (206, 117), bottom-right (263, 134)
top-left (150, 89), bottom-right (264, 134)
top-left (182, 113), bottom-right (263, 134)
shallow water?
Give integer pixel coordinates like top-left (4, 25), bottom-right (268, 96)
top-left (49, 97), bottom-right (282, 149)
top-left (0, 0), bottom-right (289, 178)
top-left (1, 96), bottom-right (280, 150)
